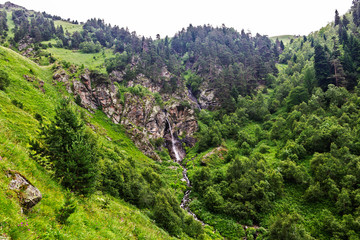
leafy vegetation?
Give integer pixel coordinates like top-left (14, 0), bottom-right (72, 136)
top-left (2, 1), bottom-right (360, 239)
top-left (0, 69), bottom-right (9, 90)
top-left (0, 45), bottom-right (175, 239)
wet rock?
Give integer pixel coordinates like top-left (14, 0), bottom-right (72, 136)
top-left (6, 170), bottom-right (42, 211)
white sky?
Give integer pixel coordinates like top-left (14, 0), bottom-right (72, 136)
top-left (0, 0), bottom-right (354, 38)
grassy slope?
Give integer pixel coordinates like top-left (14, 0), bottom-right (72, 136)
top-left (45, 20), bottom-right (115, 72)
top-left (54, 20), bottom-right (83, 34)
top-left (270, 35), bottom-right (294, 45)
top-left (5, 11), bottom-right (15, 38)
top-left (46, 47), bottom-right (114, 73)
top-left (0, 46), bottom-right (174, 239)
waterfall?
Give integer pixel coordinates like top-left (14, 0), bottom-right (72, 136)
top-left (166, 117), bottom-right (181, 162)
top-left (164, 113), bottom-right (204, 225)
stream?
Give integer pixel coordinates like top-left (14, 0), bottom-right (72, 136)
top-left (165, 114), bottom-right (260, 238)
top-left (165, 115), bottom-right (204, 224)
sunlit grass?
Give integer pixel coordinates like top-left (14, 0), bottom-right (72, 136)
top-left (46, 47), bottom-right (114, 72)
top-left (54, 20), bottom-right (83, 34)
top-left (0, 45), bottom-right (175, 239)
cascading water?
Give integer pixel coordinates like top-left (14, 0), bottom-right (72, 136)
top-left (165, 114), bottom-right (204, 225)
top-left (166, 117), bottom-right (181, 162)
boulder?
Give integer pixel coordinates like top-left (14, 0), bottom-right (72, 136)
top-left (6, 170), bottom-right (42, 211)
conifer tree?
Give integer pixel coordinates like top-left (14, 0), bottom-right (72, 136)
top-left (40, 99), bottom-right (98, 195)
top-left (335, 10), bottom-right (341, 26)
top-left (314, 44), bottom-right (331, 89)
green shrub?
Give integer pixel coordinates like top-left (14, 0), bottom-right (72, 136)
top-left (258, 143), bottom-right (270, 154)
top-left (11, 99), bottom-right (24, 109)
top-left (0, 69), bottom-right (10, 90)
top-left (79, 41), bottom-right (101, 53)
top-left (56, 191), bottom-right (77, 224)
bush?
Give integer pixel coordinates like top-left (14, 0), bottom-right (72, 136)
top-left (268, 212), bottom-right (313, 240)
top-left (0, 69), bottom-right (10, 90)
top-left (56, 191), bottom-right (77, 224)
top-left (278, 140), bottom-right (306, 161)
top-left (258, 143), bottom-right (270, 154)
top-left (304, 182), bottom-right (323, 202)
top-left (79, 41), bottom-right (101, 53)
top-left (11, 99), bottom-right (24, 109)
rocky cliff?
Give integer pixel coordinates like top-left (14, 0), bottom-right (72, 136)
top-left (54, 67), bottom-right (200, 160)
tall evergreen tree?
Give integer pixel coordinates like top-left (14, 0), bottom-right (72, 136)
top-left (335, 10), bottom-right (341, 26)
top-left (314, 44), bottom-right (332, 90)
top-left (39, 99), bottom-right (98, 195)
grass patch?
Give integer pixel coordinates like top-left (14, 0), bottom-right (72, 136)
top-left (5, 11), bottom-right (15, 38)
top-left (270, 35), bottom-right (295, 45)
top-left (46, 47), bottom-right (114, 72)
top-left (54, 20), bottom-right (83, 34)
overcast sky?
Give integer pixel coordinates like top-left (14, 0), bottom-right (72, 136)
top-left (0, 0), bottom-right (354, 38)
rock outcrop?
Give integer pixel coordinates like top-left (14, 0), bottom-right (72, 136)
top-left (6, 170), bottom-right (42, 212)
top-left (53, 69), bottom-right (73, 93)
top-left (56, 67), bottom-right (201, 160)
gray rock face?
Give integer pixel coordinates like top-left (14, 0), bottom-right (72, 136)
top-left (56, 67), bottom-right (203, 160)
top-left (198, 88), bottom-right (219, 110)
top-left (7, 170), bottom-right (42, 211)
top-left (53, 69), bottom-right (72, 93)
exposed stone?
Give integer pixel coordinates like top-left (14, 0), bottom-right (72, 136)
top-left (23, 75), bottom-right (35, 82)
top-left (6, 170), bottom-right (42, 211)
top-left (109, 70), bottom-right (124, 83)
top-left (181, 136), bottom-right (197, 148)
top-left (0, 1), bottom-right (27, 10)
top-left (53, 69), bottom-right (72, 93)
top-left (53, 70), bottom-right (69, 83)
top-left (61, 67), bottom-right (202, 161)
top-left (198, 88), bottom-right (219, 110)
top-left (128, 74), bottom-right (162, 93)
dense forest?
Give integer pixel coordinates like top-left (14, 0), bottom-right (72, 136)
top-left (1, 0), bottom-right (360, 239)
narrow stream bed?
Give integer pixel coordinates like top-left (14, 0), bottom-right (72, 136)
top-left (180, 166), bottom-right (204, 224)
top-left (165, 114), bottom-right (204, 224)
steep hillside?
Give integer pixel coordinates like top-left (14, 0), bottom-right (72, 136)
top-left (0, 46), bottom-right (178, 239)
top-left (2, 1), bottom-right (360, 240)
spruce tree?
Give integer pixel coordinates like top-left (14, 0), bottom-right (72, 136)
top-left (335, 10), bottom-right (341, 26)
top-left (314, 44), bottom-right (332, 90)
top-left (40, 99), bottom-right (98, 195)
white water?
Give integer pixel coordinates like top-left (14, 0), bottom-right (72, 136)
top-left (166, 118), bottom-right (181, 162)
top-left (165, 115), bottom-right (204, 225)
